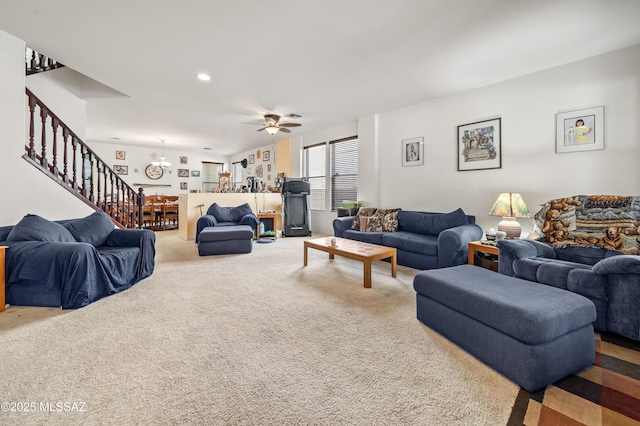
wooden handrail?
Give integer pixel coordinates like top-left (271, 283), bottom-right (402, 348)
top-left (24, 87), bottom-right (145, 228)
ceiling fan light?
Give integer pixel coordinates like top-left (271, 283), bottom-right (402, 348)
top-left (265, 125), bottom-right (279, 135)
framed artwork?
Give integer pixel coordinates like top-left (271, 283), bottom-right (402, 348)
top-left (249, 154), bottom-right (255, 164)
top-left (256, 150), bottom-right (261, 159)
top-left (115, 150), bottom-right (126, 160)
top-left (180, 156), bottom-right (188, 164)
top-left (180, 182), bottom-right (188, 190)
top-left (114, 165), bottom-right (128, 175)
top-left (263, 150), bottom-right (270, 161)
top-left (178, 169), bottom-right (189, 177)
top-left (144, 164), bottom-right (163, 180)
top-left (267, 164), bottom-right (271, 172)
top-left (457, 117), bottom-right (501, 171)
top-left (402, 137), bottom-right (424, 167)
top-left (191, 170), bottom-right (200, 177)
top-left (556, 106), bottom-right (604, 153)
top-left (247, 167), bottom-right (251, 174)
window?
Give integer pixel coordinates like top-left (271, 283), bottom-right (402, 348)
top-left (232, 161), bottom-right (243, 188)
top-left (302, 143), bottom-right (326, 210)
top-left (330, 137), bottom-right (358, 211)
top-left (201, 161), bottom-right (224, 193)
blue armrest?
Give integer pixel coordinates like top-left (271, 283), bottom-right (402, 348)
top-left (437, 224), bottom-right (483, 268)
top-left (196, 215), bottom-right (218, 243)
top-left (593, 255), bottom-right (640, 275)
top-left (104, 228), bottom-right (155, 248)
top-left (333, 216), bottom-right (354, 237)
top-left (240, 213), bottom-right (259, 230)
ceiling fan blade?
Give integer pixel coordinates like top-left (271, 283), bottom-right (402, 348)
top-left (279, 123), bottom-right (301, 127)
top-left (279, 127), bottom-right (291, 133)
top-left (257, 127), bottom-right (266, 132)
top-left (264, 114), bottom-right (280, 126)
top-left (241, 121), bottom-right (264, 125)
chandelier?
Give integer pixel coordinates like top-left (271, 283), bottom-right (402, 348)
top-left (151, 139), bottom-right (172, 171)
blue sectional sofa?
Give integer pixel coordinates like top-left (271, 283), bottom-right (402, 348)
top-left (333, 208), bottom-right (483, 270)
top-left (0, 211), bottom-right (155, 309)
top-left (498, 239), bottom-right (640, 342)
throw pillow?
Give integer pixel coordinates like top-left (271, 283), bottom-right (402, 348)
top-left (359, 216), bottom-right (372, 231)
top-left (231, 203), bottom-right (253, 222)
top-left (351, 207), bottom-right (377, 231)
top-left (365, 209), bottom-right (400, 232)
top-left (208, 203), bottom-right (235, 223)
top-left (63, 210), bottom-right (115, 247)
top-left (6, 214), bottom-right (76, 243)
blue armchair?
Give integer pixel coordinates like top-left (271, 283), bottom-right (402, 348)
top-left (497, 239), bottom-right (640, 341)
top-left (196, 202), bottom-right (259, 243)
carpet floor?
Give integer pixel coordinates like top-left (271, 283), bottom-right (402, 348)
top-left (0, 231), bottom-right (519, 425)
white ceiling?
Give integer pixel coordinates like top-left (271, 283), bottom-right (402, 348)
top-left (2, 0), bottom-right (640, 156)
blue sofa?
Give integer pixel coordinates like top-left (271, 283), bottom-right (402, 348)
top-left (498, 239), bottom-right (640, 341)
top-left (0, 211), bottom-right (155, 309)
top-left (333, 208), bottom-right (483, 270)
top-left (195, 202), bottom-right (259, 243)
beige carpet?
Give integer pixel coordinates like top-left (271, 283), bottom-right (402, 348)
top-left (0, 231), bottom-right (518, 425)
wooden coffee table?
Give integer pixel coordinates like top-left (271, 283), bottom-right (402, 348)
top-left (303, 237), bottom-right (397, 288)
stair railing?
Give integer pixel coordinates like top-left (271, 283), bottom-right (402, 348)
top-left (24, 88), bottom-right (144, 228)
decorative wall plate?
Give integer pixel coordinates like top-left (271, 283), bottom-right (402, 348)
top-left (145, 164), bottom-right (164, 180)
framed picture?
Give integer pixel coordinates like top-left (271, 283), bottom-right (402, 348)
top-left (267, 164), bottom-right (271, 172)
top-left (180, 156), bottom-right (188, 164)
top-left (556, 106), bottom-right (604, 153)
top-left (457, 117), bottom-right (501, 171)
top-left (402, 137), bottom-right (424, 167)
top-left (115, 150), bottom-right (126, 160)
top-left (247, 167), bottom-right (251, 174)
top-left (263, 150), bottom-right (270, 161)
top-left (191, 170), bottom-right (200, 177)
top-left (113, 165), bottom-right (128, 175)
top-left (178, 169), bottom-right (189, 177)
top-left (249, 154), bottom-right (254, 164)
top-left (180, 182), bottom-right (188, 190)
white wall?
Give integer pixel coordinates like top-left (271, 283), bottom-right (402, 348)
top-left (358, 44), bottom-right (640, 237)
top-left (0, 30), bottom-right (94, 226)
top-left (88, 141), bottom-right (226, 196)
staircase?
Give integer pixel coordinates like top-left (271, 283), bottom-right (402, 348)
top-left (24, 50), bottom-right (144, 229)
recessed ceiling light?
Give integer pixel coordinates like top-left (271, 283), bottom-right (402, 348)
top-left (197, 73), bottom-right (211, 81)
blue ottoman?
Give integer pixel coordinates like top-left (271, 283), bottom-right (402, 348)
top-left (413, 265), bottom-right (596, 391)
top-left (198, 225), bottom-right (254, 256)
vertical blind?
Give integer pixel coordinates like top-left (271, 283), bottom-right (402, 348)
top-left (303, 144), bottom-right (326, 210)
top-left (231, 161), bottom-right (243, 187)
top-left (330, 137), bottom-right (358, 210)
top-left (201, 161), bottom-right (224, 193)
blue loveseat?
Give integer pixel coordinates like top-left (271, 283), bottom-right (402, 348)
top-left (333, 208), bottom-right (483, 270)
top-left (0, 211), bottom-right (155, 309)
top-left (498, 239), bottom-right (640, 341)
top-left (196, 202), bottom-right (259, 243)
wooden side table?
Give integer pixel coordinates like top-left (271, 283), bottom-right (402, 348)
top-left (1, 245), bottom-right (7, 312)
top-left (257, 213), bottom-right (278, 239)
top-left (468, 241), bottom-right (499, 270)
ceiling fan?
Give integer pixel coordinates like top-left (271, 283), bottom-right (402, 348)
top-left (246, 114), bottom-right (302, 135)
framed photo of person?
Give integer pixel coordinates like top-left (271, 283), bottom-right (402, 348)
top-left (115, 150), bottom-right (126, 160)
top-left (555, 106), bottom-right (604, 153)
top-left (402, 137), bottom-right (424, 167)
top-left (457, 117), bottom-right (501, 171)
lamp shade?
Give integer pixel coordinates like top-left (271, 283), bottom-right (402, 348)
top-left (265, 126), bottom-right (279, 135)
top-left (489, 193), bottom-right (530, 239)
top-left (488, 193), bottom-right (530, 218)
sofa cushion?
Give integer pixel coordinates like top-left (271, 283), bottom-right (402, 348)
top-left (365, 208), bottom-right (399, 232)
top-left (382, 232), bottom-right (438, 256)
top-left (6, 214), bottom-right (76, 243)
top-left (351, 207), bottom-right (377, 231)
top-left (398, 208), bottom-right (468, 236)
top-left (208, 203), bottom-right (253, 223)
top-left (63, 210), bottom-right (114, 247)
top-left (513, 257), bottom-right (592, 289)
top-left (342, 229), bottom-right (384, 245)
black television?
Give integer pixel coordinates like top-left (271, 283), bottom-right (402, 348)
top-left (281, 177), bottom-right (310, 194)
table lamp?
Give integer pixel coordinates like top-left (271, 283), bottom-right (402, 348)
top-left (489, 193), bottom-right (530, 239)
